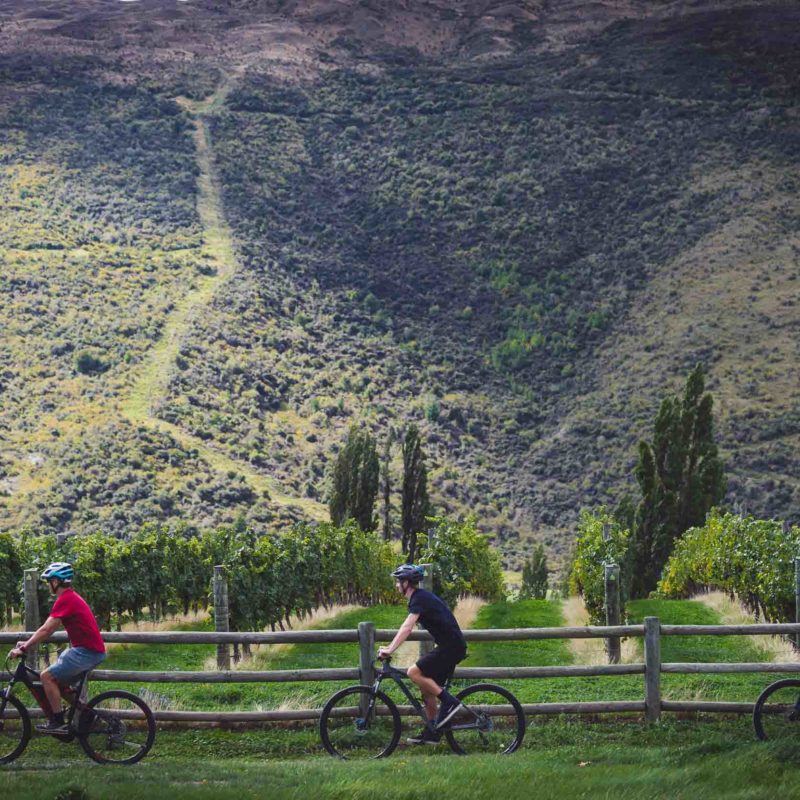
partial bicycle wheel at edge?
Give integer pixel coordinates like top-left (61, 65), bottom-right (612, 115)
top-left (445, 683), bottom-right (526, 755)
top-left (0, 693), bottom-right (31, 765)
top-left (754, 678), bottom-right (800, 742)
top-left (320, 685), bottom-right (401, 760)
top-left (78, 689), bottom-right (156, 764)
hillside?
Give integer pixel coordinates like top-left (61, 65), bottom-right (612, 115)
top-left (0, 1), bottom-right (798, 565)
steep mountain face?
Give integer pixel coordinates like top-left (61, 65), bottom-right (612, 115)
top-left (0, 1), bottom-right (798, 565)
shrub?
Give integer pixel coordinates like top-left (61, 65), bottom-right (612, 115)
top-left (569, 508), bottom-right (631, 624)
top-left (418, 515), bottom-right (504, 608)
top-left (74, 349), bottom-right (108, 375)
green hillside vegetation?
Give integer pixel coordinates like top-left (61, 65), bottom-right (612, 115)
top-left (0, 5), bottom-right (798, 567)
top-left (160, 8), bottom-right (800, 562)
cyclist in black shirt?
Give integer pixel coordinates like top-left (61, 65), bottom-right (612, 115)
top-left (378, 564), bottom-right (467, 745)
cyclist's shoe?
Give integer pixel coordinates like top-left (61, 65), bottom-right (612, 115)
top-left (406, 727), bottom-right (441, 745)
top-left (434, 692), bottom-right (464, 729)
top-left (36, 718), bottom-right (70, 735)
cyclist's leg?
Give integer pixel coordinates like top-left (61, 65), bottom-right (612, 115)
top-left (44, 648), bottom-right (104, 720)
top-left (408, 665), bottom-right (440, 720)
top-left (409, 648), bottom-right (463, 723)
top-left (40, 667), bottom-right (64, 720)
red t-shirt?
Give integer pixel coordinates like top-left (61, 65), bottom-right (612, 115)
top-left (50, 589), bottom-right (105, 653)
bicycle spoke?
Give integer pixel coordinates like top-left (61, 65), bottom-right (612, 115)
top-left (79, 690), bottom-right (155, 765)
top-left (0, 695), bottom-right (31, 764)
top-left (445, 684), bottom-right (525, 756)
top-left (320, 687), bottom-right (400, 759)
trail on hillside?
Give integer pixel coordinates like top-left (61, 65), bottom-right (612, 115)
top-left (122, 73), bottom-right (326, 521)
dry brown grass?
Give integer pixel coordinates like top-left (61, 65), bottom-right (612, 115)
top-left (119, 611), bottom-right (207, 632)
top-left (200, 604), bottom-right (360, 672)
top-left (562, 595), bottom-right (639, 665)
top-left (693, 591), bottom-right (800, 663)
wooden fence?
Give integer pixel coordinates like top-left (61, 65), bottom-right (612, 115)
top-left (5, 619), bottom-right (800, 724)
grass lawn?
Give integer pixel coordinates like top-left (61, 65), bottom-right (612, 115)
top-left (2, 717), bottom-right (798, 799)
top-left (627, 599), bottom-right (791, 702)
top-left (5, 597), bottom-right (794, 797)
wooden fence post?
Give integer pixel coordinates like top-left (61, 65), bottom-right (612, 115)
top-left (23, 569), bottom-right (39, 671)
top-left (644, 616), bottom-right (661, 723)
top-left (213, 566), bottom-right (230, 671)
top-left (604, 563), bottom-right (621, 664)
top-left (419, 563), bottom-right (434, 658)
top-left (795, 556), bottom-right (800, 649)
top-left (358, 621), bottom-right (376, 719)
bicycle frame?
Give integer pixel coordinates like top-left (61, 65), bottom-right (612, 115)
top-left (369, 659), bottom-right (479, 734)
top-left (1, 657), bottom-right (90, 734)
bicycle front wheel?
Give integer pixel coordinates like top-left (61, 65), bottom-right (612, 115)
top-left (0, 693), bottom-right (31, 765)
top-left (445, 683), bottom-right (526, 755)
top-left (79, 690), bottom-right (156, 764)
top-left (754, 679), bottom-right (800, 742)
top-left (320, 686), bottom-right (401, 760)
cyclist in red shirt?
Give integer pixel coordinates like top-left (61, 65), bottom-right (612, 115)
top-left (10, 562), bottom-right (106, 733)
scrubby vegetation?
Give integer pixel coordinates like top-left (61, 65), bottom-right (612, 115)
top-left (1, 4), bottom-right (799, 566)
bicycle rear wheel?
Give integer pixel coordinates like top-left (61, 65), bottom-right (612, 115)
top-left (320, 686), bottom-right (401, 760)
top-left (0, 693), bottom-right (31, 765)
top-left (445, 683), bottom-right (526, 755)
top-left (78, 690), bottom-right (155, 764)
top-left (754, 679), bottom-right (800, 741)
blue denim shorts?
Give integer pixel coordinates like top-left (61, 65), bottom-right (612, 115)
top-left (47, 647), bottom-right (107, 684)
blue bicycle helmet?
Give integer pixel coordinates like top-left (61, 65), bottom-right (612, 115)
top-left (41, 562), bottom-right (74, 584)
top-left (391, 564), bottom-right (424, 584)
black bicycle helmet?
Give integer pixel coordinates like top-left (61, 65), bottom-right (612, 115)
top-left (391, 564), bottom-right (425, 584)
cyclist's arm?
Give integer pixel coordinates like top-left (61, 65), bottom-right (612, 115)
top-left (11, 615), bottom-right (62, 657)
top-left (378, 613), bottom-right (420, 656)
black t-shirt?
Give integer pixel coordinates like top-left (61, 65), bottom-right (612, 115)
top-left (408, 588), bottom-right (466, 650)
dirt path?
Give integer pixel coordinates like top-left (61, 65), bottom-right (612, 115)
top-left (122, 73), bottom-right (326, 520)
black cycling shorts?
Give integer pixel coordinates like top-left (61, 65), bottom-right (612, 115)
top-left (416, 644), bottom-right (467, 687)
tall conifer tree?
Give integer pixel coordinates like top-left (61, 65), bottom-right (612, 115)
top-left (329, 426), bottom-right (380, 531)
top-left (630, 364), bottom-right (726, 596)
top-left (401, 424), bottom-right (430, 562)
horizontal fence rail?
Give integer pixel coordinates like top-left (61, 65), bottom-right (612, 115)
top-left (4, 619), bottom-right (800, 725)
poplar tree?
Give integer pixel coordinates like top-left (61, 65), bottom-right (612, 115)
top-left (630, 364), bottom-right (726, 596)
top-left (328, 426), bottom-right (380, 532)
top-left (519, 542), bottom-right (549, 600)
top-left (381, 429), bottom-right (394, 542)
top-left (401, 424), bottom-right (430, 562)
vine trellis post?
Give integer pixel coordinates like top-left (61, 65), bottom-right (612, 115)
top-left (419, 563), bottom-right (434, 659)
top-left (23, 569), bottom-right (39, 671)
top-left (795, 556), bottom-right (800, 649)
top-left (213, 566), bottom-right (230, 670)
top-left (604, 563), bottom-right (621, 664)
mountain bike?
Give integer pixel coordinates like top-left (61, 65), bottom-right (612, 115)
top-left (753, 678), bottom-right (800, 741)
top-left (319, 655), bottom-right (525, 759)
top-left (0, 652), bottom-right (156, 765)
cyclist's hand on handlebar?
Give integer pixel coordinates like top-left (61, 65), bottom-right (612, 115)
top-left (9, 647), bottom-right (25, 659)
top-left (377, 647), bottom-right (392, 660)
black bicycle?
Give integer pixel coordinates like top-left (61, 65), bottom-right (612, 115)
top-left (320, 655), bottom-right (525, 759)
top-left (0, 653), bottom-right (156, 765)
top-left (753, 678), bottom-right (800, 741)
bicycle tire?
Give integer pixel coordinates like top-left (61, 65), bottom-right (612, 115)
top-left (444, 683), bottom-right (526, 755)
top-left (320, 685), bottom-right (401, 760)
top-left (78, 689), bottom-right (156, 765)
top-left (0, 693), bottom-right (31, 765)
top-left (753, 678), bottom-right (800, 742)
